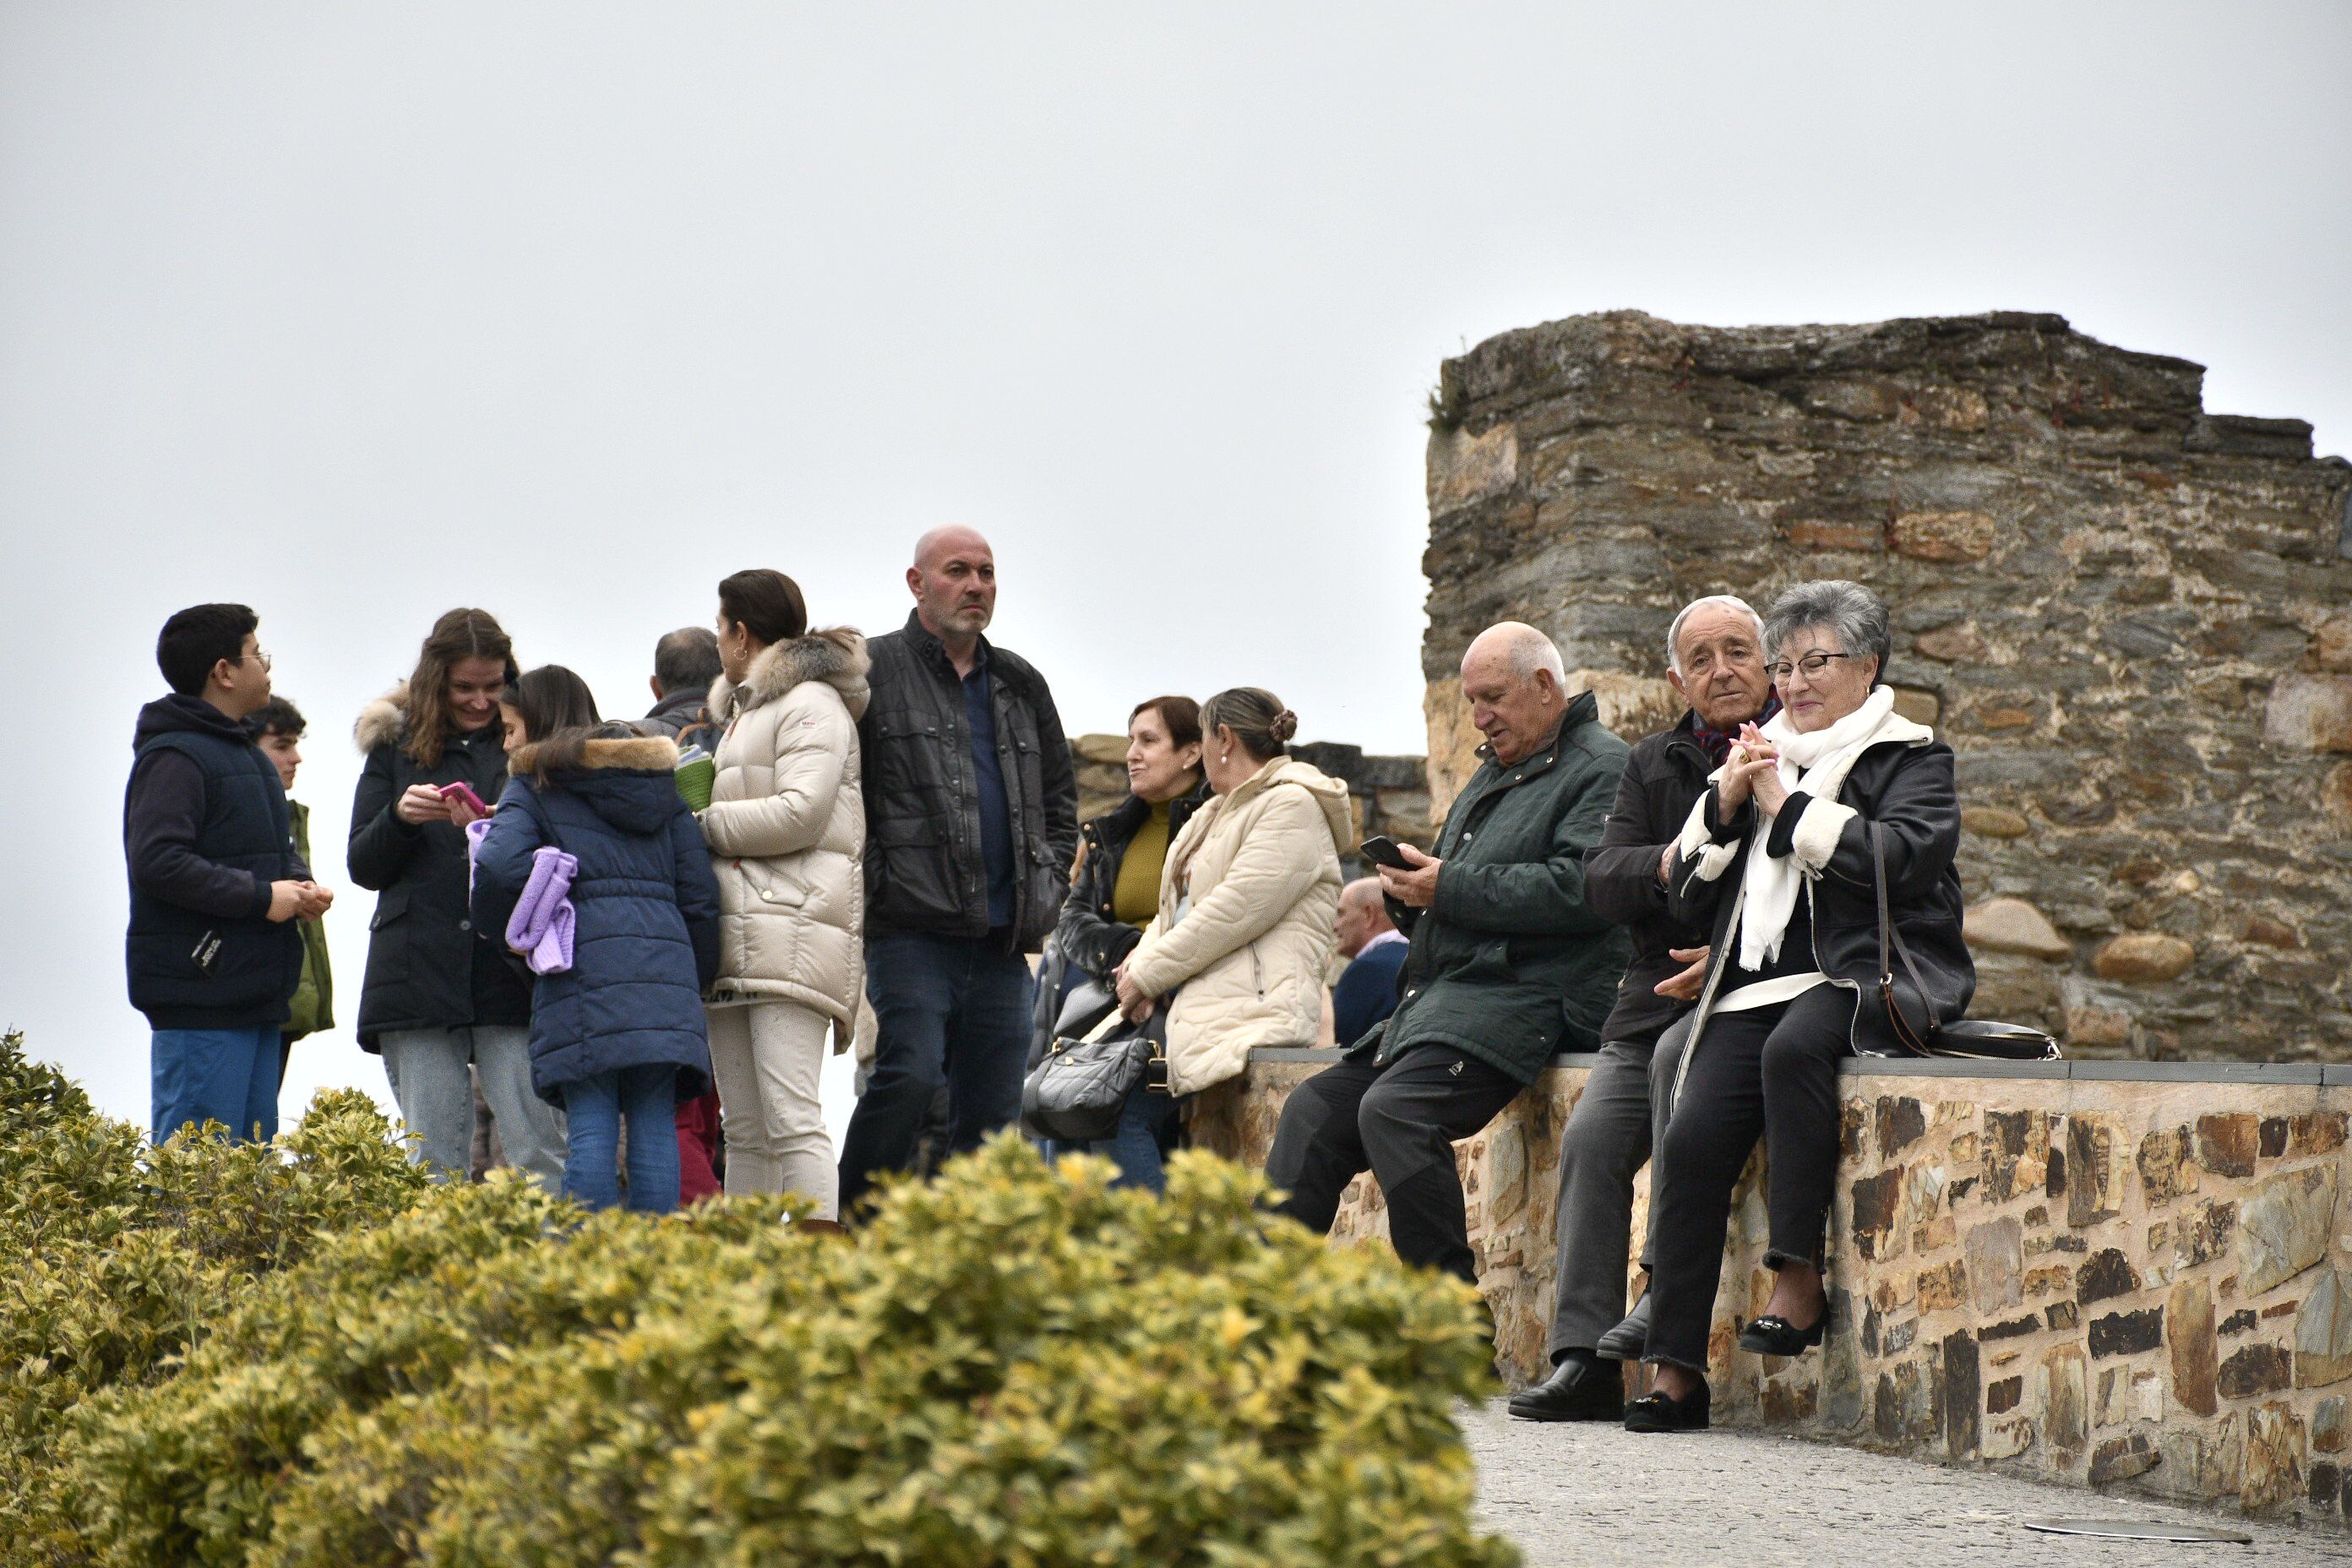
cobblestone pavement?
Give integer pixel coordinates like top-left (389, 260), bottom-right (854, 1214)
top-left (1460, 1399), bottom-right (2352, 1567)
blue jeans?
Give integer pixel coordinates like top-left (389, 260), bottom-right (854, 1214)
top-left (1086, 1086), bottom-right (1183, 1194)
top-left (562, 1064), bottom-right (680, 1212)
top-left (151, 1026), bottom-right (280, 1145)
top-left (840, 930), bottom-right (1034, 1212)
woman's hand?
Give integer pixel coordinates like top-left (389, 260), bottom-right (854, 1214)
top-left (1113, 961), bottom-right (1153, 1023)
top-left (396, 784), bottom-right (452, 825)
top-left (445, 796), bottom-right (487, 829)
top-left (1740, 722), bottom-right (1788, 816)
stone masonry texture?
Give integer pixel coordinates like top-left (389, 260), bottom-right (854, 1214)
top-left (1417, 310), bottom-right (2352, 1063)
top-left (1195, 1057), bottom-right (2352, 1527)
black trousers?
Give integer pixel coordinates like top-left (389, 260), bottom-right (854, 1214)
top-left (1644, 985), bottom-right (1853, 1370)
top-left (1265, 1045), bottom-right (1523, 1286)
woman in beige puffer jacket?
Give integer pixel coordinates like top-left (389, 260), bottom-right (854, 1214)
top-left (1118, 689), bottom-right (1353, 1118)
top-left (698, 569), bottom-right (869, 1217)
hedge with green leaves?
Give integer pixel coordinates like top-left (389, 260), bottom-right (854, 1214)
top-left (1, 1031), bottom-right (1516, 1566)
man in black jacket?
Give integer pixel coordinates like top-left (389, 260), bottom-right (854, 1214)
top-left (125, 604), bottom-right (331, 1145)
top-left (1511, 594), bottom-right (1772, 1421)
top-left (839, 526), bottom-right (1079, 1211)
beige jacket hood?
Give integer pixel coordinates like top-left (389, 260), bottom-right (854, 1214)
top-left (699, 629), bottom-right (872, 1034)
top-left (1124, 754), bottom-right (1352, 1096)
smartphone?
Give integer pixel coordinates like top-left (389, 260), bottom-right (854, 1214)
top-left (1359, 835), bottom-right (1411, 870)
top-left (439, 781), bottom-right (492, 816)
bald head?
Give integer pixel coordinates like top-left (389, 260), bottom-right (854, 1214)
top-left (906, 526), bottom-right (998, 648)
top-left (1334, 875), bottom-right (1396, 957)
top-left (1461, 621), bottom-right (1569, 767)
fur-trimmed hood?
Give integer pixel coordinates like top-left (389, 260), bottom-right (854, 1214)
top-left (511, 733), bottom-right (683, 836)
top-left (353, 682), bottom-right (411, 755)
top-left (707, 629), bottom-right (870, 725)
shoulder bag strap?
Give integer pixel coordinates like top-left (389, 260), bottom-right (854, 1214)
top-left (1870, 821), bottom-right (1937, 1054)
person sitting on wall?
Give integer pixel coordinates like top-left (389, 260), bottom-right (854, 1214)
top-left (1263, 623), bottom-right (1629, 1299)
top-left (1630, 580), bottom-right (1971, 1433)
top-left (1510, 594), bottom-right (1777, 1421)
top-left (1330, 878), bottom-right (1407, 1050)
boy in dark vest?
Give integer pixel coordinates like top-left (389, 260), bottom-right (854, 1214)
top-left (125, 603), bottom-right (332, 1143)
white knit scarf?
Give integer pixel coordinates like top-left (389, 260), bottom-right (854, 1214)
top-left (1735, 684), bottom-right (1900, 972)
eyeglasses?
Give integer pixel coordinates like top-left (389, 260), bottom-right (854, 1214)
top-left (244, 647), bottom-right (274, 672)
top-left (1765, 651), bottom-right (1852, 682)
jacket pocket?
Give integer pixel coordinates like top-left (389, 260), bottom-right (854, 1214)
top-left (369, 890), bottom-right (411, 931)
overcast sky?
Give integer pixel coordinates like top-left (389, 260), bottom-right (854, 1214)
top-left (5, 3), bottom-right (2347, 1135)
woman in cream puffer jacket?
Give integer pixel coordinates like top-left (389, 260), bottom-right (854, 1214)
top-left (1119, 689), bottom-right (1353, 1108)
top-left (697, 569), bottom-right (869, 1217)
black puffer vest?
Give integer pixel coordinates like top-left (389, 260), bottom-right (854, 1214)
top-left (124, 701), bottom-right (302, 1029)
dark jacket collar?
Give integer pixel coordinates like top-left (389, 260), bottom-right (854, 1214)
top-left (134, 692), bottom-right (260, 750)
top-left (901, 607), bottom-right (994, 679)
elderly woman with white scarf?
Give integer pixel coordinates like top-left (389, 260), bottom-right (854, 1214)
top-left (1624, 580), bottom-right (1973, 1434)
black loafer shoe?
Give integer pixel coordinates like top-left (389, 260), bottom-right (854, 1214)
top-left (1506, 1356), bottom-right (1625, 1423)
top-left (1594, 1291), bottom-right (1652, 1361)
top-left (1623, 1380), bottom-right (1711, 1433)
top-left (1736, 1309), bottom-right (1827, 1357)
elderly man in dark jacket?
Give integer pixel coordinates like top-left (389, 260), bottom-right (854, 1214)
top-left (1511, 594), bottom-right (1774, 1422)
top-left (1266, 622), bottom-right (1628, 1290)
top-left (839, 526), bottom-right (1080, 1211)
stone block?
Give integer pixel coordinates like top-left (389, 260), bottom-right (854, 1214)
top-left (2317, 1396), bottom-right (2348, 1453)
top-left (2295, 1114), bottom-right (2349, 1157)
top-left (1486, 1119), bottom-right (1527, 1228)
top-left (1426, 420), bottom-right (1517, 511)
top-left (1964, 1217), bottom-right (2024, 1313)
top-left (2264, 672), bottom-right (2352, 753)
top-left (2327, 763), bottom-right (2352, 831)
top-left (1849, 1167), bottom-right (1905, 1261)
top-left (2088, 1309), bottom-right (2163, 1358)
top-left (2136, 1125), bottom-right (2199, 1206)
top-left (2089, 1432), bottom-right (2159, 1484)
top-left (2318, 615), bottom-right (2352, 674)
top-left (1891, 686), bottom-right (1941, 727)
top-left (1914, 623), bottom-right (1988, 662)
top-left (2093, 933), bottom-right (2196, 983)
top-left (1944, 1330), bottom-right (1981, 1459)
top-left (1917, 1260), bottom-right (1968, 1313)
top-left (2170, 1278), bottom-right (2219, 1417)
top-left (2040, 1344), bottom-right (2088, 1451)
top-left (2195, 1113), bottom-right (2260, 1179)
top-left (1961, 805), bottom-right (2032, 839)
top-left (2177, 1198), bottom-right (2237, 1269)
top-left (2064, 1004), bottom-right (2134, 1052)
top-left (1890, 509), bottom-right (1998, 563)
top-left (2077, 1248), bottom-right (2140, 1304)
top-left (2296, 1270), bottom-right (2352, 1389)
top-left (2219, 1342), bottom-right (2294, 1399)
top-left (2066, 1113), bottom-right (2127, 1228)
top-left (2243, 1402), bottom-right (2306, 1510)
top-left (1875, 1096), bottom-right (1925, 1157)
top-left (1963, 897), bottom-right (2072, 961)
top-left (1788, 520), bottom-right (1881, 551)
top-left (1070, 732), bottom-right (1129, 765)
top-left (2240, 1165), bottom-right (2338, 1297)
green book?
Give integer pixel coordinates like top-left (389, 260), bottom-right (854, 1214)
top-left (675, 754), bottom-right (716, 812)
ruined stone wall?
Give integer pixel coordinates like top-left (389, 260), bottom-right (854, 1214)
top-left (1419, 311), bottom-right (2352, 1062)
top-left (1195, 1051), bottom-right (2352, 1524)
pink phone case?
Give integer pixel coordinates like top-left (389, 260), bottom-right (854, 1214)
top-left (440, 782), bottom-right (491, 815)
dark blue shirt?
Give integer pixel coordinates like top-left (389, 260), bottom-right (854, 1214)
top-left (961, 647), bottom-right (1016, 929)
top-left (1332, 934), bottom-right (1409, 1049)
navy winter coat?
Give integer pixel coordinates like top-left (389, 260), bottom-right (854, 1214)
top-left (470, 734), bottom-right (720, 1106)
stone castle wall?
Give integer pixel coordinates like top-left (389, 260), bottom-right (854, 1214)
top-left (1195, 1051), bottom-right (2352, 1525)
top-left (1418, 311), bottom-right (2352, 1062)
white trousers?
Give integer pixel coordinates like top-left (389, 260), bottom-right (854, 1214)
top-left (705, 999), bottom-right (837, 1219)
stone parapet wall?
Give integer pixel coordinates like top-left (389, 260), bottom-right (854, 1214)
top-left (1418, 310), bottom-right (2352, 1061)
top-left (1194, 1049), bottom-right (2352, 1525)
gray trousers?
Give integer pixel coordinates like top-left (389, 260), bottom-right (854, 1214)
top-left (1544, 1036), bottom-right (1674, 1358)
top-left (381, 1025), bottom-right (567, 1195)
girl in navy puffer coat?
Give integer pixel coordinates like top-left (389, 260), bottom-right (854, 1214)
top-left (472, 719), bottom-right (719, 1211)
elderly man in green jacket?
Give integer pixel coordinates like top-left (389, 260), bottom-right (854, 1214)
top-left (1267, 622), bottom-right (1630, 1290)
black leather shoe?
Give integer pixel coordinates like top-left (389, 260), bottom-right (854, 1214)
top-left (1506, 1355), bottom-right (1625, 1422)
top-left (1594, 1291), bottom-right (1651, 1361)
top-left (1624, 1379), bottom-right (1710, 1433)
top-left (1737, 1306), bottom-right (1827, 1357)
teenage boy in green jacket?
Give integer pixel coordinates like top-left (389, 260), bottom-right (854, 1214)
top-left (253, 697), bottom-right (334, 1087)
top-left (1266, 622), bottom-right (1629, 1290)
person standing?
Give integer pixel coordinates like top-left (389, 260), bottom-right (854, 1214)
top-left (472, 707), bottom-right (720, 1214)
top-left (126, 604), bottom-right (327, 1144)
top-left (1509, 594), bottom-right (1773, 1422)
top-left (1264, 623), bottom-right (1629, 1293)
top-left (349, 608), bottom-right (565, 1190)
top-left (697, 569), bottom-right (871, 1219)
top-left (253, 697), bottom-right (335, 1090)
top-left (641, 626), bottom-right (723, 739)
top-left (838, 526), bottom-right (1079, 1212)
top-left (1329, 878), bottom-right (1407, 1050)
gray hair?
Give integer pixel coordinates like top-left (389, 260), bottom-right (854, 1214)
top-left (1761, 580), bottom-right (1892, 678)
top-left (1663, 595), bottom-right (1765, 676)
top-left (1466, 621), bottom-right (1566, 686)
top-left (652, 626), bottom-right (722, 692)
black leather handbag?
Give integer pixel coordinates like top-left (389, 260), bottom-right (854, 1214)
top-left (1021, 1006), bottom-right (1169, 1143)
top-left (1869, 825), bottom-right (2061, 1062)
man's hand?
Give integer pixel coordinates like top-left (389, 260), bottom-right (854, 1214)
top-left (1113, 960), bottom-right (1153, 1023)
top-left (396, 784), bottom-right (452, 825)
top-left (268, 880), bottom-right (309, 923)
top-left (1654, 945), bottom-right (1710, 1001)
top-left (1657, 841), bottom-right (1677, 886)
top-left (1377, 843), bottom-right (1442, 910)
top-left (297, 881), bottom-right (335, 918)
